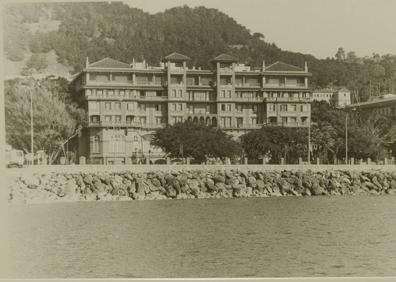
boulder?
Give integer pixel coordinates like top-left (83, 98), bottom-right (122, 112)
top-left (248, 176), bottom-right (257, 188)
top-left (213, 174), bottom-right (226, 184)
top-left (151, 178), bottom-right (161, 187)
top-left (83, 174), bottom-right (93, 185)
top-left (205, 178), bottom-right (215, 192)
top-left (64, 179), bottom-right (78, 196)
top-left (177, 173), bottom-right (188, 186)
top-left (309, 179), bottom-right (326, 196)
top-left (165, 185), bottom-right (177, 198)
top-left (215, 182), bottom-right (226, 192)
top-left (23, 175), bottom-right (40, 189)
top-left (135, 178), bottom-right (147, 196)
top-left (256, 180), bottom-right (265, 193)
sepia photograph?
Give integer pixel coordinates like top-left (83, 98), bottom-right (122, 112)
top-left (2, 0), bottom-right (396, 280)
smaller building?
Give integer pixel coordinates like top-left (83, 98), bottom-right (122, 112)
top-left (312, 88), bottom-right (334, 104)
top-left (332, 87), bottom-right (351, 108)
top-left (345, 94), bottom-right (396, 117)
top-left (312, 87), bottom-right (351, 108)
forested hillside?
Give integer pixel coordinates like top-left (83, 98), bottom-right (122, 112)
top-left (4, 2), bottom-right (396, 102)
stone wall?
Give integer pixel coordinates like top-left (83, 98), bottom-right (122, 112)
top-left (7, 167), bottom-right (396, 204)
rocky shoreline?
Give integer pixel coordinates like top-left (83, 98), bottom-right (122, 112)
top-left (7, 169), bottom-right (396, 204)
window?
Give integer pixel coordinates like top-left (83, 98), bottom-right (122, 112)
top-left (140, 117), bottom-right (146, 124)
top-left (282, 117), bottom-right (287, 124)
top-left (97, 89), bottom-right (103, 96)
top-left (127, 103), bottom-right (134, 111)
top-left (90, 115), bottom-right (100, 123)
top-left (105, 102), bottom-right (111, 110)
top-left (134, 136), bottom-right (138, 142)
top-left (300, 105), bottom-right (305, 112)
top-left (227, 90), bottom-right (232, 98)
top-left (291, 104), bottom-right (297, 111)
top-left (226, 104), bottom-right (231, 112)
top-left (114, 115), bottom-right (122, 124)
top-left (126, 115), bottom-right (134, 124)
top-left (155, 117), bottom-right (162, 125)
top-left (138, 104), bottom-right (146, 111)
top-left (119, 90), bottom-right (125, 96)
top-left (237, 117), bottom-right (243, 127)
top-left (172, 90), bottom-right (176, 97)
top-left (251, 117), bottom-right (257, 125)
top-left (221, 90), bottom-right (225, 98)
top-left (236, 92), bottom-right (242, 98)
top-left (114, 102), bottom-right (121, 110)
top-left (172, 104), bottom-right (177, 111)
top-left (236, 104), bottom-right (243, 112)
top-left (108, 90), bottom-right (114, 96)
top-left (89, 101), bottom-right (99, 111)
top-left (221, 104), bottom-right (226, 111)
top-left (252, 105), bottom-right (258, 113)
top-left (280, 104), bottom-right (288, 112)
top-left (104, 115), bottom-right (112, 122)
top-left (155, 104), bottom-right (162, 111)
top-left (178, 90), bottom-right (183, 97)
top-left (92, 136), bottom-right (100, 153)
top-left (178, 104), bottom-right (183, 111)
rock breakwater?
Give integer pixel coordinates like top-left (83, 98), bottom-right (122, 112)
top-left (8, 169), bottom-right (396, 203)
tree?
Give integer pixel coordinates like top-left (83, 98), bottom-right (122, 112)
top-left (22, 53), bottom-right (48, 75)
top-left (240, 127), bottom-right (308, 164)
top-left (335, 47), bottom-right (346, 61)
top-left (151, 121), bottom-right (242, 162)
top-left (4, 77), bottom-right (86, 163)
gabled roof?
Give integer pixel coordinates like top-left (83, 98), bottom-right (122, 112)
top-left (265, 61), bottom-right (303, 72)
top-left (88, 57), bottom-right (131, 69)
top-left (163, 52), bottom-right (191, 61)
top-left (212, 53), bottom-right (238, 62)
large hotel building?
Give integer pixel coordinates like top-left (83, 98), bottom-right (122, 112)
top-left (71, 52), bottom-right (312, 164)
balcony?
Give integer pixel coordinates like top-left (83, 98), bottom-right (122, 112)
top-left (266, 121), bottom-right (309, 128)
top-left (220, 124), bottom-right (263, 130)
top-left (264, 83), bottom-right (306, 89)
top-left (139, 95), bottom-right (168, 101)
top-left (234, 96), bottom-right (263, 102)
top-left (219, 68), bottom-right (233, 75)
top-left (235, 83), bottom-right (261, 89)
top-left (169, 67), bottom-right (186, 74)
top-left (265, 96), bottom-right (311, 102)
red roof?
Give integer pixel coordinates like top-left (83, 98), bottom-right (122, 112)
top-left (88, 58), bottom-right (130, 69)
top-left (266, 61), bottom-right (303, 72)
top-left (212, 53), bottom-right (238, 62)
top-left (163, 52), bottom-right (191, 61)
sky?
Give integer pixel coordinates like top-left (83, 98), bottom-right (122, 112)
top-left (124, 0), bottom-right (396, 59)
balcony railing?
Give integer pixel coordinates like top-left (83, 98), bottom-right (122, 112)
top-left (264, 83), bottom-right (306, 89)
top-left (89, 121), bottom-right (166, 129)
top-left (139, 96), bottom-right (168, 101)
top-left (220, 124), bottom-right (263, 130)
top-left (234, 97), bottom-right (263, 102)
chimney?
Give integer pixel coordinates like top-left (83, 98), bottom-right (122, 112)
top-left (304, 61), bottom-right (308, 72)
top-left (262, 60), bottom-right (266, 71)
top-left (85, 57), bottom-right (89, 68)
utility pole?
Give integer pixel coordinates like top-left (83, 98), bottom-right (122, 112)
top-left (30, 89), bottom-right (34, 165)
top-left (345, 112), bottom-right (348, 164)
top-left (308, 117), bottom-right (311, 164)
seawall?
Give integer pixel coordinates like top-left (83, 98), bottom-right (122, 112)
top-left (6, 165), bottom-right (396, 204)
